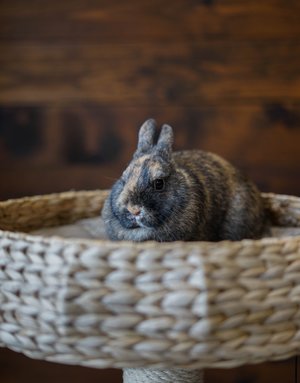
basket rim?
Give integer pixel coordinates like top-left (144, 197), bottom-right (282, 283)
top-left (1, 225), bottom-right (298, 249)
top-left (0, 189), bottom-right (299, 249)
top-left (1, 189), bottom-right (299, 204)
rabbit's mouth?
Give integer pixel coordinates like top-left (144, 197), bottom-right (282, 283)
top-left (134, 215), bottom-right (151, 229)
top-left (123, 209), bottom-right (153, 229)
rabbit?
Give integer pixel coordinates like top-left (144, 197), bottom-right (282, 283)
top-left (102, 119), bottom-right (269, 242)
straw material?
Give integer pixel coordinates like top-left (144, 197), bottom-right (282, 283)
top-left (0, 190), bottom-right (300, 369)
top-left (123, 368), bottom-right (204, 383)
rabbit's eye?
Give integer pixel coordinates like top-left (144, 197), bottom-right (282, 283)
top-left (153, 178), bottom-right (165, 191)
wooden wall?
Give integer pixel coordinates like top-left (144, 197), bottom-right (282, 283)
top-left (1, 0), bottom-right (300, 200)
top-left (1, 1), bottom-right (300, 382)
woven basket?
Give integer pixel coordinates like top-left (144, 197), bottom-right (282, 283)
top-left (0, 190), bottom-right (300, 369)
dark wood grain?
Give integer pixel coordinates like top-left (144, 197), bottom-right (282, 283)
top-left (1, 0), bottom-right (300, 43)
top-left (1, 42), bottom-right (300, 105)
top-left (3, 103), bottom-right (300, 168)
top-left (0, 105), bottom-right (299, 200)
top-left (205, 358), bottom-right (296, 383)
top-left (0, 104), bottom-right (299, 200)
top-left (0, 349), bottom-right (122, 383)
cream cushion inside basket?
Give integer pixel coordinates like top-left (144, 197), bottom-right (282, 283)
top-left (31, 216), bottom-right (300, 240)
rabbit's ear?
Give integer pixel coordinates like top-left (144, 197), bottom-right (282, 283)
top-left (157, 124), bottom-right (174, 157)
top-left (136, 119), bottom-right (157, 154)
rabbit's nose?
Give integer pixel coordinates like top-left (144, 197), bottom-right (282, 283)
top-left (127, 205), bottom-right (141, 216)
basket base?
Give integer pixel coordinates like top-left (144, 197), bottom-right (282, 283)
top-left (123, 368), bottom-right (204, 383)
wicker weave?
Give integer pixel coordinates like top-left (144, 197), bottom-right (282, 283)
top-left (0, 190), bottom-right (300, 369)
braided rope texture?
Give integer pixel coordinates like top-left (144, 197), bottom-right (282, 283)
top-left (123, 368), bottom-right (203, 383)
top-left (0, 190), bottom-right (300, 369)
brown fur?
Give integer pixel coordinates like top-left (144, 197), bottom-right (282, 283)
top-left (102, 119), bottom-right (269, 242)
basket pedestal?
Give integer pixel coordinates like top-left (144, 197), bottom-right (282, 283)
top-left (123, 368), bottom-right (204, 383)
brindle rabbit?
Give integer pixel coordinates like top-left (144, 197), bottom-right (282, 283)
top-left (102, 119), bottom-right (268, 242)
